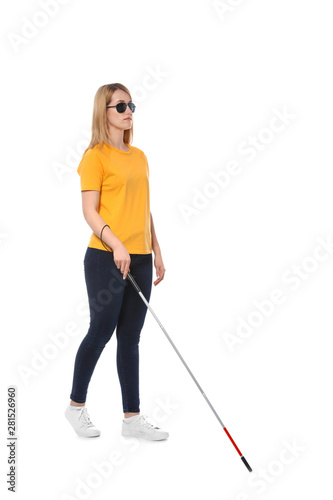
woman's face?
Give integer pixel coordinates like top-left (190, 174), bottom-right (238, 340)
top-left (106, 89), bottom-right (133, 132)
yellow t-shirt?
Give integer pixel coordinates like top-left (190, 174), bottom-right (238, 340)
top-left (77, 141), bottom-right (152, 254)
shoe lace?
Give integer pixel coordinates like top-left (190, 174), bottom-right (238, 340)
top-left (137, 414), bottom-right (160, 429)
top-left (79, 407), bottom-right (94, 428)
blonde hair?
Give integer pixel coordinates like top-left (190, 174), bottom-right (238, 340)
top-left (84, 83), bottom-right (133, 155)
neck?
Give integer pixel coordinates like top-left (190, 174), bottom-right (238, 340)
top-left (106, 126), bottom-right (126, 150)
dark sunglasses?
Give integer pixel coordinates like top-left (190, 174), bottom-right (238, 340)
top-left (106, 102), bottom-right (136, 113)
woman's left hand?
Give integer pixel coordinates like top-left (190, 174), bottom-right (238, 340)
top-left (153, 250), bottom-right (166, 285)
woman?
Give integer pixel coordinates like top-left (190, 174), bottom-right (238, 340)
top-left (65, 83), bottom-right (168, 440)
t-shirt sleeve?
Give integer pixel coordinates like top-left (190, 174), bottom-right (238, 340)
top-left (77, 149), bottom-right (104, 191)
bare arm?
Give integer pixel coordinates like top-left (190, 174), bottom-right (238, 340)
top-left (150, 212), bottom-right (161, 255)
top-left (150, 211), bottom-right (166, 285)
top-left (81, 190), bottom-right (131, 278)
top-left (82, 190), bottom-right (121, 250)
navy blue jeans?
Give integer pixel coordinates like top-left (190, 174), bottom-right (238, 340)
top-left (69, 247), bottom-right (153, 412)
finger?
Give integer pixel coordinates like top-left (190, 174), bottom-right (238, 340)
top-left (123, 262), bottom-right (131, 279)
top-left (123, 267), bottom-right (128, 279)
top-left (154, 272), bottom-right (165, 285)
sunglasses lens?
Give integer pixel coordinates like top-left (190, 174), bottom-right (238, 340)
top-left (116, 103), bottom-right (127, 113)
top-left (129, 102), bottom-right (136, 112)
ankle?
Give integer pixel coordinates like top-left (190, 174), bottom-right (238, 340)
top-left (70, 401), bottom-right (85, 407)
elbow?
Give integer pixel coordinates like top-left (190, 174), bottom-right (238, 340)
top-left (83, 208), bottom-right (96, 223)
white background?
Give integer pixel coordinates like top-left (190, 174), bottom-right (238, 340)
top-left (1, 0), bottom-right (333, 499)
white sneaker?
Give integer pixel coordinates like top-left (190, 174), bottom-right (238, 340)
top-left (122, 414), bottom-right (169, 441)
top-left (65, 404), bottom-right (101, 438)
